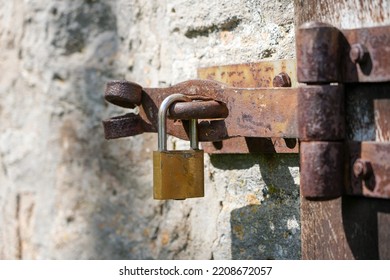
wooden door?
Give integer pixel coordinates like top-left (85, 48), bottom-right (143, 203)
top-left (295, 0), bottom-right (390, 259)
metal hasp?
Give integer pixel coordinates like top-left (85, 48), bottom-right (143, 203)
top-left (297, 22), bottom-right (390, 200)
top-left (103, 59), bottom-right (299, 154)
top-left (197, 59), bottom-right (298, 154)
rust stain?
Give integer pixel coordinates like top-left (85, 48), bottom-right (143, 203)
top-left (300, 142), bottom-right (344, 198)
top-left (198, 59), bottom-right (297, 87)
top-left (161, 231), bottom-right (170, 246)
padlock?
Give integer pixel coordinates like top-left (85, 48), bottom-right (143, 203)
top-left (153, 94), bottom-right (204, 200)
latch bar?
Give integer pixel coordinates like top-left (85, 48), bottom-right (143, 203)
top-left (104, 79), bottom-right (299, 142)
top-left (197, 58), bottom-right (299, 154)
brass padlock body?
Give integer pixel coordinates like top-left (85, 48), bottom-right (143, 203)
top-left (153, 150), bottom-right (204, 200)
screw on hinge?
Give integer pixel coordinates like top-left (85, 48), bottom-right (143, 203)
top-left (353, 158), bottom-right (372, 179)
top-left (349, 43), bottom-right (369, 64)
top-left (272, 72), bottom-right (292, 87)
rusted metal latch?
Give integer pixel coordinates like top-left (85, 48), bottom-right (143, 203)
top-left (103, 60), bottom-right (299, 153)
top-left (103, 22), bottom-right (390, 200)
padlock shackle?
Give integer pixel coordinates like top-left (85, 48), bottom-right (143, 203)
top-left (158, 94), bottom-right (192, 151)
top-left (190, 119), bottom-right (198, 150)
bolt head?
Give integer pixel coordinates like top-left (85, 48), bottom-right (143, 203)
top-left (273, 72), bottom-right (292, 87)
top-left (353, 158), bottom-right (372, 179)
top-left (349, 44), bottom-right (368, 64)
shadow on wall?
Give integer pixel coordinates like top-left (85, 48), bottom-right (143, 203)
top-left (342, 196), bottom-right (390, 259)
top-left (49, 0), bottom-right (144, 259)
top-left (210, 154), bottom-right (301, 259)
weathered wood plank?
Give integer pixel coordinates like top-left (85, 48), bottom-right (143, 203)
top-left (300, 198), bottom-right (353, 259)
top-left (294, 0), bottom-right (390, 29)
top-left (302, 196), bottom-right (390, 259)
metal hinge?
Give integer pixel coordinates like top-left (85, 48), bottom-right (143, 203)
top-left (102, 22), bottom-right (390, 200)
top-left (297, 22), bottom-right (390, 200)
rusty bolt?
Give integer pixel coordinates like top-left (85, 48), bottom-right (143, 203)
top-left (353, 158), bottom-right (372, 179)
top-left (272, 72), bottom-right (292, 87)
top-left (349, 43), bottom-right (368, 64)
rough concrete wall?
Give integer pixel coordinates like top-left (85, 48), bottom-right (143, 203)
top-left (0, 0), bottom-right (299, 259)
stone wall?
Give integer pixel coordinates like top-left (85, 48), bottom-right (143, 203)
top-left (0, 0), bottom-right (299, 259)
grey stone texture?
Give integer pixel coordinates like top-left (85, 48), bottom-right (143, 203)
top-left (0, 0), bottom-right (299, 259)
